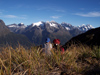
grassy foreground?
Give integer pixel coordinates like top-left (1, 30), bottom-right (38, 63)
top-left (0, 44), bottom-right (100, 75)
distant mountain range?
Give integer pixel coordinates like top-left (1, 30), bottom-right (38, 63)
top-left (7, 21), bottom-right (94, 33)
top-left (0, 19), bottom-right (100, 49)
top-left (7, 21), bottom-right (94, 45)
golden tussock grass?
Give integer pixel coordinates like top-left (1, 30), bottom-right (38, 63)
top-left (0, 44), bottom-right (100, 75)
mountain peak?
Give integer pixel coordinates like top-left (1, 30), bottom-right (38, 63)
top-left (0, 19), bottom-right (10, 35)
top-left (31, 21), bottom-right (44, 27)
top-left (19, 23), bottom-right (24, 25)
top-left (77, 24), bottom-right (94, 32)
top-left (61, 22), bottom-right (72, 26)
top-left (61, 22), bottom-right (74, 30)
top-left (51, 20), bottom-right (55, 22)
top-left (86, 24), bottom-right (94, 28)
top-left (46, 21), bottom-right (60, 28)
top-left (81, 24), bottom-right (85, 26)
top-left (7, 23), bottom-right (26, 29)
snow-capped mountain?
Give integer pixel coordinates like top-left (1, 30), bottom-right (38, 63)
top-left (31, 21), bottom-right (45, 27)
top-left (29, 21), bottom-right (61, 29)
top-left (7, 23), bottom-right (26, 33)
top-left (7, 21), bottom-right (94, 33)
top-left (6, 21), bottom-right (95, 45)
top-left (18, 23), bottom-right (26, 28)
top-left (46, 21), bottom-right (61, 28)
top-left (7, 21), bottom-right (94, 32)
top-left (77, 24), bottom-right (94, 32)
top-left (21, 21), bottom-right (73, 45)
top-left (7, 23), bottom-right (26, 28)
top-left (61, 22), bottom-right (75, 30)
top-left (61, 23), bottom-right (94, 31)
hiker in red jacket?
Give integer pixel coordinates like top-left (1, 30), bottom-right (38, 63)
top-left (53, 39), bottom-right (64, 54)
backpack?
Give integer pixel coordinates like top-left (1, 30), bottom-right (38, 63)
top-left (60, 46), bottom-right (65, 54)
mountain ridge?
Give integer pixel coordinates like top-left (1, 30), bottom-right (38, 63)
top-left (7, 21), bottom-right (94, 32)
top-left (7, 21), bottom-right (94, 45)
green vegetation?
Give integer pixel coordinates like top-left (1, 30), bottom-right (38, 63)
top-left (0, 44), bottom-right (100, 75)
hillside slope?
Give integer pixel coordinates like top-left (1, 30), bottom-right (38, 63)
top-left (0, 19), bottom-right (10, 36)
top-left (0, 19), bottom-right (32, 47)
top-left (63, 27), bottom-right (100, 49)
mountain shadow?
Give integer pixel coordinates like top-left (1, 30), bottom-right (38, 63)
top-left (0, 19), bottom-right (32, 48)
top-left (0, 19), bottom-right (10, 36)
top-left (63, 27), bottom-right (100, 50)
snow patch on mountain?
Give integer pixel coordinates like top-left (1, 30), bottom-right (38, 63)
top-left (20, 23), bottom-right (24, 25)
top-left (77, 24), bottom-right (94, 32)
top-left (46, 21), bottom-right (60, 28)
top-left (65, 27), bottom-right (70, 30)
top-left (31, 21), bottom-right (44, 27)
top-left (49, 22), bottom-right (57, 27)
top-left (7, 23), bottom-right (26, 28)
top-left (61, 22), bottom-right (75, 30)
top-left (8, 24), bottom-right (17, 28)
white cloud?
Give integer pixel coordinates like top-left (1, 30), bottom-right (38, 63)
top-left (75, 12), bottom-right (100, 17)
top-left (4, 15), bottom-right (18, 18)
top-left (51, 16), bottom-right (61, 19)
top-left (0, 14), bottom-right (27, 19)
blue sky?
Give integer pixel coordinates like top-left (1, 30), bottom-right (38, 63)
top-left (0, 0), bottom-right (100, 27)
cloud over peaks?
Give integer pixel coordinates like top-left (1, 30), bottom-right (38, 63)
top-left (75, 12), bottom-right (100, 17)
top-left (4, 15), bottom-right (18, 18)
top-left (0, 14), bottom-right (27, 19)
